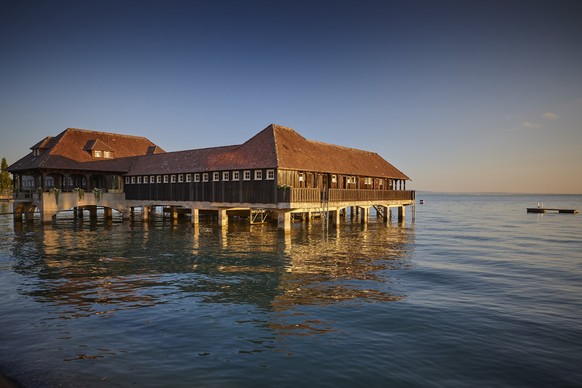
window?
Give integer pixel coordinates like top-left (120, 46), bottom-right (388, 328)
top-left (223, 171), bottom-right (229, 181)
top-left (137, 176), bottom-right (142, 184)
top-left (125, 177), bottom-right (130, 184)
top-left (365, 177), bottom-right (372, 185)
top-left (171, 175), bottom-right (176, 183)
top-left (163, 175), bottom-right (169, 183)
top-left (298, 172), bottom-right (304, 182)
top-left (203, 173), bottom-right (209, 182)
top-left (232, 171), bottom-right (240, 181)
top-left (243, 170), bottom-right (251, 181)
top-left (186, 174), bottom-right (192, 182)
top-left (103, 151), bottom-right (111, 158)
top-left (266, 169), bottom-right (275, 180)
top-left (213, 172), bottom-right (220, 181)
top-left (178, 174), bottom-right (183, 183)
top-left (150, 176), bottom-right (155, 183)
top-left (331, 175), bottom-right (337, 183)
top-left (94, 150), bottom-right (102, 158)
top-left (157, 175), bottom-right (162, 183)
top-left (131, 176), bottom-right (136, 184)
top-left (254, 170), bottom-right (262, 180)
top-left (144, 176), bottom-right (149, 184)
top-left (194, 173), bottom-right (200, 182)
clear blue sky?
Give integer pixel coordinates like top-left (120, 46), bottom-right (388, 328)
top-left (1, 0), bottom-right (581, 193)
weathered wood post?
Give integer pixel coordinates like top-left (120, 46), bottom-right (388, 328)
top-left (278, 211), bottom-right (291, 231)
top-left (218, 209), bottom-right (228, 227)
top-left (191, 207), bottom-right (199, 225)
top-left (398, 206), bottom-right (405, 222)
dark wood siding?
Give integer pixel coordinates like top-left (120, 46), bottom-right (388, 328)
top-left (125, 169), bottom-right (278, 203)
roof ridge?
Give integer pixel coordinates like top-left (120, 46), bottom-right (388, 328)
top-left (138, 143), bottom-right (240, 157)
top-left (65, 127), bottom-right (152, 141)
top-left (307, 137), bottom-right (378, 155)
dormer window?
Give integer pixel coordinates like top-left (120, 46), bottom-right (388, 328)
top-left (103, 151), bottom-right (111, 158)
top-left (94, 150), bottom-right (102, 158)
top-left (33, 149), bottom-right (40, 156)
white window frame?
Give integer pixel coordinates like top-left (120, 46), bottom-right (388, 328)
top-left (203, 173), bottom-right (209, 182)
top-left (222, 171), bottom-right (229, 181)
top-left (150, 176), bottom-right (155, 183)
top-left (213, 172), bottom-right (220, 181)
top-left (137, 176), bottom-right (142, 184)
top-left (178, 174), bottom-right (184, 183)
top-left (194, 173), bottom-right (200, 183)
top-left (125, 177), bottom-right (130, 184)
top-left (144, 176), bottom-right (148, 184)
top-left (254, 170), bottom-right (262, 180)
top-left (266, 169), bottom-right (275, 180)
top-left (131, 176), bottom-right (136, 184)
top-left (243, 170), bottom-right (251, 181)
top-left (298, 172), bottom-right (304, 182)
top-left (94, 150), bottom-right (102, 158)
top-left (331, 174), bottom-right (337, 183)
top-left (103, 151), bottom-right (111, 158)
top-left (171, 175), bottom-right (176, 183)
top-left (163, 175), bottom-right (169, 183)
top-left (186, 174), bottom-right (192, 183)
top-left (232, 171), bottom-right (240, 181)
top-left (157, 175), bottom-right (162, 183)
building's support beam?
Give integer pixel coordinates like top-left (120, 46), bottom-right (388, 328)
top-left (331, 208), bottom-right (340, 226)
top-left (12, 203), bottom-right (23, 221)
top-left (218, 209), bottom-right (228, 227)
top-left (89, 206), bottom-right (97, 222)
top-left (359, 207), bottom-right (369, 223)
top-left (278, 211), bottom-right (291, 231)
top-left (381, 206), bottom-right (389, 223)
top-left (25, 205), bottom-right (35, 222)
top-left (398, 206), bottom-right (405, 222)
top-left (104, 207), bottom-right (112, 220)
top-left (191, 207), bottom-right (199, 225)
top-left (142, 206), bottom-right (150, 221)
top-left (120, 206), bottom-right (131, 221)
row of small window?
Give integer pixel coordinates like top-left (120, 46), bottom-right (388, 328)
top-left (126, 169), bottom-right (275, 185)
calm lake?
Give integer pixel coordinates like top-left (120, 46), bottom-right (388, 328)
top-left (1, 194), bottom-right (581, 387)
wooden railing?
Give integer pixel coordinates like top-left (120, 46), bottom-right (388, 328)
top-left (278, 188), bottom-right (415, 203)
top-left (329, 189), bottom-right (415, 202)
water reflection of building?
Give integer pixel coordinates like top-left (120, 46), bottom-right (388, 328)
top-left (10, 217), bottom-right (413, 337)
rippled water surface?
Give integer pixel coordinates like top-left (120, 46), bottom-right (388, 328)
top-left (1, 194), bottom-right (581, 387)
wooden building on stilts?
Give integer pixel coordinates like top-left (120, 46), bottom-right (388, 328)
top-left (8, 124), bottom-right (414, 229)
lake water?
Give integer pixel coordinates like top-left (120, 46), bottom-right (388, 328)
top-left (1, 194), bottom-right (581, 387)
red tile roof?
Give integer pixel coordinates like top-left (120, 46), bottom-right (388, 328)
top-left (9, 125), bottom-right (410, 180)
top-left (8, 128), bottom-right (162, 173)
top-left (127, 124), bottom-right (410, 180)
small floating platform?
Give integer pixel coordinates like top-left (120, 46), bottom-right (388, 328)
top-left (527, 208), bottom-right (579, 214)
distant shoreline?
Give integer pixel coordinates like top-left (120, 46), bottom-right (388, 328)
top-left (415, 191), bottom-right (582, 196)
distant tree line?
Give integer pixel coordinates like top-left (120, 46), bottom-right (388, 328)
top-left (1, 157), bottom-right (13, 196)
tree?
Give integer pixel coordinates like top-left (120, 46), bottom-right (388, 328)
top-left (0, 157), bottom-right (12, 194)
